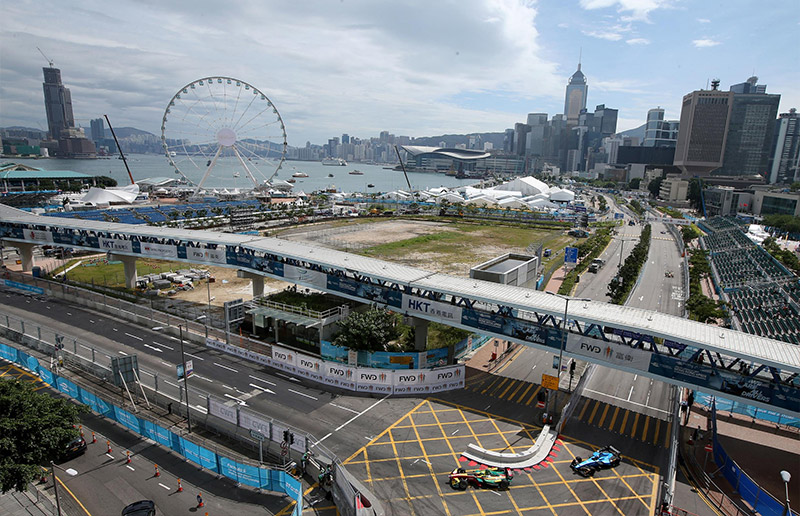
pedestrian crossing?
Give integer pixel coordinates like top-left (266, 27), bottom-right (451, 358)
top-left (574, 397), bottom-right (671, 448)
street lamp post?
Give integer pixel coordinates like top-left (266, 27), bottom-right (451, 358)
top-left (50, 461), bottom-right (77, 516)
top-left (178, 325), bottom-right (192, 433)
top-left (781, 470), bottom-right (792, 516)
top-left (546, 291), bottom-right (591, 423)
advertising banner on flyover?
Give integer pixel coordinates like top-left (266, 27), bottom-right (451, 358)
top-left (565, 333), bottom-right (651, 371)
top-left (140, 241), bottom-right (178, 259)
top-left (98, 236), bottom-right (133, 253)
top-left (283, 264), bottom-right (327, 289)
top-left (403, 294), bottom-right (462, 323)
top-left (186, 246), bottom-right (226, 264)
top-left (322, 362), bottom-right (357, 390)
top-left (25, 229), bottom-right (53, 242)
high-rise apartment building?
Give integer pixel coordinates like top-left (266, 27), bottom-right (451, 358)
top-left (564, 63), bottom-right (588, 126)
top-left (674, 80), bottom-right (734, 176)
top-left (644, 108), bottom-right (679, 147)
top-left (90, 118), bottom-right (105, 141)
top-left (769, 109), bottom-right (800, 184)
top-left (42, 67), bottom-right (75, 140)
top-left (716, 77), bottom-right (780, 177)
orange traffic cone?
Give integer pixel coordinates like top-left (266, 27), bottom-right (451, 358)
top-left (91, 431), bottom-right (96, 443)
top-left (177, 478), bottom-right (183, 492)
top-left (126, 451), bottom-right (131, 464)
top-left (154, 464), bottom-right (160, 477)
top-left (107, 440), bottom-right (112, 454)
top-left (197, 493), bottom-right (204, 508)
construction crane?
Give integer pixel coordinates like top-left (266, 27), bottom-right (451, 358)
top-left (37, 47), bottom-right (54, 67)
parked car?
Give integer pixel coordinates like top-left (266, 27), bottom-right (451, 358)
top-left (121, 500), bottom-right (155, 516)
top-left (61, 436), bottom-right (87, 461)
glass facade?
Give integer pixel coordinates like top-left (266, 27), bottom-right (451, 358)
top-left (760, 195), bottom-right (797, 215)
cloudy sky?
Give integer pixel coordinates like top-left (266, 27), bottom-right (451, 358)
top-left (1, 0), bottom-right (797, 146)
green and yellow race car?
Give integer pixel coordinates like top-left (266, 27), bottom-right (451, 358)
top-left (448, 467), bottom-right (513, 490)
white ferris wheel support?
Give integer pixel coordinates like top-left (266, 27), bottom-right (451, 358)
top-left (231, 145), bottom-right (261, 189)
top-left (192, 145), bottom-right (223, 198)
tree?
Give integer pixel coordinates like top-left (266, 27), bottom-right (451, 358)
top-left (332, 308), bottom-right (400, 352)
top-left (0, 379), bottom-right (87, 493)
top-left (790, 182), bottom-right (800, 192)
top-left (628, 178), bottom-right (641, 190)
top-left (681, 225), bottom-right (699, 244)
top-left (647, 177), bottom-right (664, 199)
top-left (687, 178), bottom-right (704, 211)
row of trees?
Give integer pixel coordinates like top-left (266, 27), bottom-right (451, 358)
top-left (761, 237), bottom-right (800, 275)
top-left (607, 224), bottom-right (652, 304)
top-left (557, 228), bottom-right (613, 295)
top-left (685, 249), bottom-right (728, 323)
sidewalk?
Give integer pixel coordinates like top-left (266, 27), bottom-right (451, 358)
top-left (0, 489), bottom-right (52, 516)
top-left (463, 337), bottom-right (521, 372)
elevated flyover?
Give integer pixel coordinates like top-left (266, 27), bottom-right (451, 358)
top-left (1, 204), bottom-right (797, 416)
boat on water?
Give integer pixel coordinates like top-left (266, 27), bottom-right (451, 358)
top-left (287, 178), bottom-right (296, 183)
top-left (292, 171), bottom-right (309, 178)
top-left (327, 173), bottom-right (334, 178)
top-left (349, 169), bottom-right (364, 175)
top-left (367, 184), bottom-right (375, 188)
top-left (322, 157), bottom-right (347, 166)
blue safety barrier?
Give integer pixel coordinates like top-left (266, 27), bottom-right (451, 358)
top-left (0, 341), bottom-right (301, 505)
top-left (698, 392), bottom-right (800, 427)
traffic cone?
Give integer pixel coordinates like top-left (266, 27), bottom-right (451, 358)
top-left (39, 468), bottom-right (48, 484)
top-left (197, 493), bottom-right (204, 508)
top-left (79, 425), bottom-right (84, 437)
top-left (126, 451), bottom-right (131, 464)
top-left (154, 464), bottom-right (160, 477)
top-left (107, 440), bottom-right (112, 454)
top-left (91, 431), bottom-right (96, 444)
top-left (177, 478), bottom-right (183, 492)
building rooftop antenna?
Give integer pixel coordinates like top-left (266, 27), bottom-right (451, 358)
top-left (37, 47), bottom-right (54, 68)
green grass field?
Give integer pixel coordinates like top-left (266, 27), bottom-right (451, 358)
top-left (55, 257), bottom-right (188, 287)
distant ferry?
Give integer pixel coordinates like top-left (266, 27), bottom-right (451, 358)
top-left (292, 171), bottom-right (309, 178)
top-left (349, 169), bottom-right (364, 175)
top-left (322, 158), bottom-right (347, 166)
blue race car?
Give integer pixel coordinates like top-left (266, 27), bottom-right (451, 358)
top-left (570, 446), bottom-right (621, 477)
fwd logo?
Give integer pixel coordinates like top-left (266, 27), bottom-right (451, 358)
top-left (274, 352), bottom-right (288, 361)
top-left (330, 368), bottom-right (346, 376)
top-left (398, 375), bottom-right (417, 382)
top-left (580, 343), bottom-right (602, 354)
top-left (300, 359), bottom-right (314, 368)
top-left (361, 373), bottom-right (378, 381)
top-left (437, 372), bottom-right (453, 380)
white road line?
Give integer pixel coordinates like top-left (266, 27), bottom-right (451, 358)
top-left (126, 465), bottom-right (135, 471)
top-left (627, 386), bottom-right (635, 401)
top-left (451, 429), bottom-right (460, 436)
top-left (157, 343), bottom-right (174, 351)
top-left (289, 389), bottom-right (318, 400)
top-left (90, 320), bottom-right (95, 324)
top-left (274, 372), bottom-right (300, 382)
top-left (222, 384), bottom-right (233, 390)
top-left (125, 333), bottom-right (143, 341)
top-left (193, 374), bottom-right (213, 383)
top-left (164, 380), bottom-right (179, 388)
top-left (160, 361), bottom-right (172, 367)
top-left (330, 403), bottom-right (359, 414)
top-left (106, 453), bottom-right (114, 459)
top-left (80, 344), bottom-right (92, 351)
top-left (67, 312), bottom-right (71, 316)
top-left (144, 344), bottom-right (162, 353)
top-left (113, 328), bottom-right (118, 332)
top-left (158, 483), bottom-right (171, 490)
top-left (224, 393), bottom-right (246, 405)
top-left (248, 374), bottom-right (276, 386)
top-left (326, 394), bottom-right (389, 436)
top-left (185, 352), bottom-right (204, 361)
top-left (249, 383), bottom-right (275, 395)
top-left (118, 351), bottom-right (127, 355)
top-left (214, 362), bottom-right (238, 373)
top-left (584, 388), bottom-right (671, 414)
top-left (195, 404), bottom-right (208, 413)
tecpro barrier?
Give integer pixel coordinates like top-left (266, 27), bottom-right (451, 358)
top-left (207, 337), bottom-right (465, 394)
top-left (0, 340), bottom-right (302, 515)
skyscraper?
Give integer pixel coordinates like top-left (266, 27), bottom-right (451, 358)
top-left (42, 67), bottom-right (75, 140)
top-left (674, 80), bottom-right (733, 177)
top-left (90, 118), bottom-right (105, 141)
top-left (644, 108), bottom-right (679, 148)
top-left (564, 62), bottom-right (588, 126)
top-left (716, 77), bottom-right (780, 177)
top-left (769, 109), bottom-right (800, 184)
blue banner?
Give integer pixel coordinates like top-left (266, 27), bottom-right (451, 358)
top-left (326, 276), bottom-right (402, 308)
top-left (2, 280), bottom-right (44, 295)
top-left (113, 406), bottom-right (140, 433)
top-left (55, 376), bottom-right (79, 399)
top-left (180, 437), bottom-right (202, 466)
top-left (39, 367), bottom-right (54, 385)
top-left (0, 342), bottom-right (18, 361)
top-left (197, 445), bottom-right (219, 473)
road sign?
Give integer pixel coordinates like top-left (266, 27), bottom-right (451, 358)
top-left (542, 374), bottom-right (559, 390)
top-left (704, 443), bottom-right (712, 452)
top-left (564, 246), bottom-right (579, 265)
top-left (176, 359), bottom-right (194, 380)
top-left (250, 429), bottom-right (266, 442)
top-left (614, 212), bottom-right (624, 220)
top-left (224, 299), bottom-right (245, 323)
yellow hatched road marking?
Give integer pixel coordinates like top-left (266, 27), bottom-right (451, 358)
top-left (640, 415), bottom-right (651, 442)
top-left (617, 409), bottom-right (630, 434)
top-left (587, 400), bottom-right (601, 425)
top-left (652, 419), bottom-right (661, 446)
top-left (480, 374), bottom-right (504, 395)
top-left (489, 376), bottom-right (510, 396)
top-left (630, 412), bottom-right (641, 439)
top-left (525, 385), bottom-right (542, 406)
top-left (664, 421), bottom-right (672, 448)
top-left (505, 379), bottom-right (525, 401)
top-left (607, 406), bottom-right (621, 431)
top-left (407, 401), bottom-right (452, 516)
top-left (498, 378), bottom-right (517, 399)
top-left (578, 398), bottom-right (591, 421)
top-left (597, 404), bottom-right (611, 427)
top-left (516, 382), bottom-right (534, 403)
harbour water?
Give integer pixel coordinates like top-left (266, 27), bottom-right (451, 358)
top-left (26, 155), bottom-right (478, 194)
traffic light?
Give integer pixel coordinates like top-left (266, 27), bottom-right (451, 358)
top-left (283, 430), bottom-right (290, 442)
top-left (570, 361), bottom-right (576, 374)
top-left (289, 433), bottom-right (295, 445)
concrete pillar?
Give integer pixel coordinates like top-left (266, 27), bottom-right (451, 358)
top-left (110, 253), bottom-right (137, 289)
top-left (412, 317), bottom-right (429, 351)
top-left (16, 243), bottom-right (36, 272)
top-left (236, 270), bottom-right (265, 297)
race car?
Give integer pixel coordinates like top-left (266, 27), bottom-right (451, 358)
top-left (570, 446), bottom-right (621, 477)
top-left (448, 467), bottom-right (513, 490)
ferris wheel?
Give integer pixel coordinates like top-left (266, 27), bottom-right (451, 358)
top-left (160, 76), bottom-right (287, 197)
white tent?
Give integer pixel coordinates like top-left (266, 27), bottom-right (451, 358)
top-left (79, 184), bottom-right (140, 205)
top-left (549, 188), bottom-right (575, 203)
top-left (494, 176), bottom-right (549, 196)
top-left (465, 195), bottom-right (497, 207)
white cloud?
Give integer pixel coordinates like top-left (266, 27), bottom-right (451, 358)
top-left (593, 79), bottom-right (647, 94)
top-left (693, 38), bottom-right (721, 48)
top-left (579, 0), bottom-right (674, 22)
top-left (626, 38), bottom-right (650, 45)
top-left (697, 18), bottom-right (711, 23)
top-left (583, 29), bottom-right (624, 40)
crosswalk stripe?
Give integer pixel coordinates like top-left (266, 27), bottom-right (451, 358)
top-left (498, 378), bottom-right (516, 399)
top-left (597, 403), bottom-right (611, 427)
top-left (630, 412), bottom-right (640, 438)
top-left (618, 409), bottom-right (630, 434)
top-left (640, 415), bottom-right (651, 441)
top-left (578, 398), bottom-right (591, 420)
top-left (588, 400), bottom-right (602, 425)
top-left (664, 421), bottom-right (672, 448)
top-left (506, 380), bottom-right (525, 401)
top-left (481, 375), bottom-right (503, 395)
top-left (607, 406), bottom-right (621, 431)
top-left (488, 377), bottom-right (510, 396)
top-left (526, 385), bottom-right (542, 406)
top-left (516, 383), bottom-right (534, 403)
